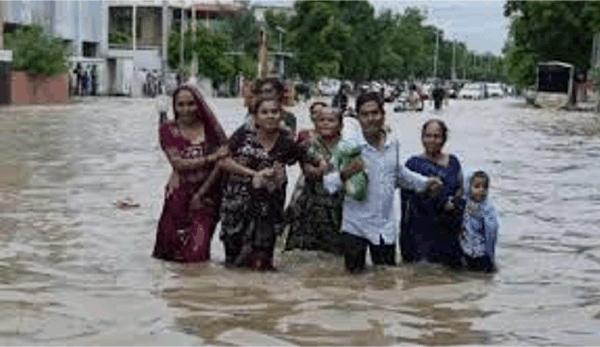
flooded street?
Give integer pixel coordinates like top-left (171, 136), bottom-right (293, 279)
top-left (2, 95), bottom-right (600, 345)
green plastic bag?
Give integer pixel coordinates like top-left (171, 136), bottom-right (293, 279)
top-left (332, 141), bottom-right (368, 201)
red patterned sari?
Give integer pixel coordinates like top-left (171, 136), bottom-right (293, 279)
top-left (152, 85), bottom-right (227, 262)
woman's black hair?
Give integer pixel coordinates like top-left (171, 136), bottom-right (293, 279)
top-left (421, 118), bottom-right (448, 143)
top-left (255, 77), bottom-right (284, 97)
top-left (356, 91), bottom-right (384, 114)
top-left (309, 101), bottom-right (328, 113)
top-left (317, 106), bottom-right (344, 124)
top-left (471, 171), bottom-right (490, 189)
top-left (249, 95), bottom-right (282, 116)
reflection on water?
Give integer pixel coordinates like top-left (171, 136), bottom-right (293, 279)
top-left (1, 98), bottom-right (600, 345)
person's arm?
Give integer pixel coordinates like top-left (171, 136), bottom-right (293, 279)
top-left (159, 124), bottom-right (228, 172)
top-left (396, 154), bottom-right (442, 196)
top-left (218, 157), bottom-right (257, 177)
top-left (163, 147), bottom-right (226, 172)
top-left (217, 127), bottom-right (258, 178)
top-left (324, 157), bottom-right (364, 194)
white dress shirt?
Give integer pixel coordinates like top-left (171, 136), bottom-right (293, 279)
top-left (324, 131), bottom-right (429, 245)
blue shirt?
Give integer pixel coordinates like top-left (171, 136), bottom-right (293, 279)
top-left (324, 131), bottom-right (429, 245)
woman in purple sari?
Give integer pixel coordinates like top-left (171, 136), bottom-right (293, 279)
top-left (152, 85), bottom-right (229, 262)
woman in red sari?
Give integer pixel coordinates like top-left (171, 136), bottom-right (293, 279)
top-left (152, 85), bottom-right (229, 262)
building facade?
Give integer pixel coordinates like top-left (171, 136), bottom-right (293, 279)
top-left (2, 0), bottom-right (249, 98)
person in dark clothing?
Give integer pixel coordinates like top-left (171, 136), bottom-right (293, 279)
top-left (75, 63), bottom-right (83, 96)
top-left (431, 83), bottom-right (445, 110)
top-left (332, 84), bottom-right (349, 112)
top-left (91, 65), bottom-right (98, 96)
top-left (82, 69), bottom-right (90, 96)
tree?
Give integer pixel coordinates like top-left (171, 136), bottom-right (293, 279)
top-left (503, 0), bottom-right (600, 87)
top-left (287, 1), bottom-right (352, 80)
top-left (5, 25), bottom-right (69, 77)
top-left (167, 23), bottom-right (234, 81)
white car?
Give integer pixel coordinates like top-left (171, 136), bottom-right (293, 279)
top-left (487, 83), bottom-right (504, 97)
top-left (318, 79), bottom-right (341, 96)
top-left (459, 83), bottom-right (485, 100)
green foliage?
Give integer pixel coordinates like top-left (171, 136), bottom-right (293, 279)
top-left (4, 25), bottom-right (69, 76)
top-left (108, 32), bottom-right (131, 45)
top-left (165, 1), bottom-right (506, 83)
top-left (286, 2), bottom-right (504, 82)
top-left (503, 0), bottom-right (600, 85)
top-left (168, 23), bottom-right (235, 80)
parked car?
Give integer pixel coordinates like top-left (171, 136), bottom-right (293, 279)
top-left (317, 79), bottom-right (341, 96)
top-left (459, 83), bottom-right (485, 100)
top-left (383, 84), bottom-right (395, 102)
top-left (487, 83), bottom-right (504, 98)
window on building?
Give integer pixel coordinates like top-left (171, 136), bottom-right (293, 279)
top-left (83, 42), bottom-right (98, 58)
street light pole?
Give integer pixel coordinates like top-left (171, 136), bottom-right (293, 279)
top-left (191, 2), bottom-right (197, 79)
top-left (276, 26), bottom-right (285, 79)
top-left (180, 1), bottom-right (184, 73)
top-left (161, 0), bottom-right (168, 87)
top-left (433, 30), bottom-right (439, 79)
top-left (452, 39), bottom-right (456, 81)
top-left (0, 1), bottom-right (4, 49)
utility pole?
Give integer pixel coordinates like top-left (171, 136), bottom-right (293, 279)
top-left (451, 39), bottom-right (456, 81)
top-left (180, 1), bottom-right (184, 73)
top-left (161, 0), bottom-right (168, 87)
top-left (433, 30), bottom-right (439, 79)
top-left (132, 3), bottom-right (136, 52)
top-left (0, 1), bottom-right (4, 49)
top-left (463, 49), bottom-right (466, 80)
top-left (191, 1), bottom-right (197, 79)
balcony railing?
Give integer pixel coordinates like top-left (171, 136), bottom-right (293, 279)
top-left (109, 43), bottom-right (162, 51)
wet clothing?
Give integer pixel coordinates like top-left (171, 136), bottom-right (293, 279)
top-left (153, 86), bottom-right (228, 263)
top-left (400, 154), bottom-right (464, 267)
top-left (343, 233), bottom-right (395, 273)
top-left (285, 135), bottom-right (344, 255)
top-left (460, 169), bottom-right (500, 272)
top-left (220, 126), bottom-right (310, 270)
top-left (153, 122), bottom-right (222, 262)
top-left (324, 131), bottom-right (429, 271)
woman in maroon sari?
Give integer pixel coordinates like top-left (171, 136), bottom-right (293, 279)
top-left (152, 85), bottom-right (229, 262)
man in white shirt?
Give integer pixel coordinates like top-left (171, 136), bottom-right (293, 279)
top-left (324, 92), bottom-right (443, 273)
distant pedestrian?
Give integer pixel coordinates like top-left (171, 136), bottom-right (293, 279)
top-left (91, 65), bottom-right (98, 96)
top-left (75, 63), bottom-right (83, 96)
top-left (82, 69), bottom-right (90, 96)
top-left (431, 82), bottom-right (445, 111)
top-left (332, 84), bottom-right (349, 113)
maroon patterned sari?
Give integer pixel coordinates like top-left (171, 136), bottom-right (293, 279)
top-left (152, 85), bottom-right (227, 262)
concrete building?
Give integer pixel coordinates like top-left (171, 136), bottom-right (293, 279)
top-left (1, 0), bottom-right (248, 98)
top-left (2, 0), bottom-right (109, 95)
top-left (106, 0), bottom-right (246, 96)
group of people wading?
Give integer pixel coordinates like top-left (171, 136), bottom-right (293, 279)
top-left (152, 78), bottom-right (500, 273)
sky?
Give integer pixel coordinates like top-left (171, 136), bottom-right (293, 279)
top-left (374, 1), bottom-right (509, 55)
top-left (251, 0), bottom-right (509, 56)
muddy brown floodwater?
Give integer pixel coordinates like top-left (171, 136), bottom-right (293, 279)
top-left (1, 96), bottom-right (600, 346)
